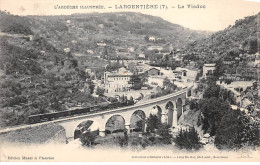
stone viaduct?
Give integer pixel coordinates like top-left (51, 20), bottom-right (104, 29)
top-left (57, 87), bottom-right (190, 140)
top-left (0, 87), bottom-right (191, 141)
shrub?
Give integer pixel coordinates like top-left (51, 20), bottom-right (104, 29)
top-left (130, 137), bottom-right (151, 149)
top-left (174, 127), bottom-right (203, 150)
top-left (115, 132), bottom-right (128, 147)
top-left (186, 99), bottom-right (199, 110)
top-left (146, 115), bottom-right (161, 133)
top-left (107, 97), bottom-right (118, 103)
top-left (3, 96), bottom-right (27, 107)
top-left (80, 131), bottom-right (97, 147)
top-left (157, 123), bottom-right (172, 144)
top-left (96, 86), bottom-right (105, 97)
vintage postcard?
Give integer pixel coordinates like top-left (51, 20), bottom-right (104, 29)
top-left (0, 0), bottom-right (259, 162)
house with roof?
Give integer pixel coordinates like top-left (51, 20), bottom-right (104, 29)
top-left (145, 68), bottom-right (160, 76)
top-left (138, 54), bottom-right (146, 59)
top-left (202, 63), bottom-right (216, 78)
top-left (104, 67), bottom-right (133, 93)
top-left (87, 50), bottom-right (94, 54)
top-left (175, 67), bottom-right (199, 81)
top-left (148, 36), bottom-right (156, 41)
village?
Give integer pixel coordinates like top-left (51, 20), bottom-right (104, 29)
top-left (0, 11), bottom-right (259, 153)
top-left (64, 31), bottom-right (259, 113)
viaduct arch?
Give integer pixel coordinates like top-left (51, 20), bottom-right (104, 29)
top-left (57, 88), bottom-right (189, 140)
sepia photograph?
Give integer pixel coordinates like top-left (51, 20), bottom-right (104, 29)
top-left (0, 0), bottom-right (259, 162)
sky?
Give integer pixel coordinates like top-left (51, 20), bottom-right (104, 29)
top-left (0, 0), bottom-right (260, 31)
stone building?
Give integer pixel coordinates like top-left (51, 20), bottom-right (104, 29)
top-left (202, 63), bottom-right (216, 78)
top-left (104, 67), bottom-right (133, 93)
top-left (146, 68), bottom-right (160, 76)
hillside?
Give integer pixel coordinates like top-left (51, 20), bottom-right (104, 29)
top-left (29, 12), bottom-right (209, 51)
top-left (185, 13), bottom-right (259, 62)
top-left (0, 11), bottom-right (209, 127)
top-left (0, 11), bottom-right (103, 127)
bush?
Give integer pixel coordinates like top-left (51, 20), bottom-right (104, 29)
top-left (115, 132), bottom-right (128, 147)
top-left (146, 115), bottom-right (161, 133)
top-left (3, 96), bottom-right (27, 107)
top-left (186, 99), bottom-right (198, 110)
top-left (157, 123), bottom-right (172, 144)
top-left (130, 137), bottom-right (151, 149)
top-left (96, 86), bottom-right (105, 97)
top-left (174, 127), bottom-right (203, 150)
top-left (80, 131), bottom-right (97, 147)
top-left (107, 97), bottom-right (118, 103)
top-left (135, 120), bottom-right (144, 132)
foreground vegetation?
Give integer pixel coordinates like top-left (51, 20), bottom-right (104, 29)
top-left (190, 75), bottom-right (260, 150)
top-left (79, 114), bottom-right (203, 151)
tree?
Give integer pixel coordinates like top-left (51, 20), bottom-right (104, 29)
top-left (219, 88), bottom-right (236, 105)
top-left (118, 94), bottom-right (127, 105)
top-left (86, 79), bottom-right (95, 94)
top-left (195, 70), bottom-right (202, 81)
top-left (174, 127), bottom-right (202, 150)
top-left (247, 37), bottom-right (257, 54)
top-left (50, 97), bottom-right (62, 111)
top-left (130, 136), bottom-right (151, 149)
top-left (187, 99), bottom-right (198, 110)
top-left (106, 61), bottom-right (124, 71)
top-left (77, 69), bottom-right (89, 81)
top-left (157, 123), bottom-right (172, 144)
top-left (96, 86), bottom-right (105, 97)
top-left (3, 96), bottom-right (27, 107)
top-left (164, 83), bottom-right (177, 95)
top-left (107, 97), bottom-right (118, 103)
top-left (163, 77), bottom-right (171, 89)
top-left (116, 132), bottom-right (128, 147)
top-left (203, 84), bottom-right (220, 98)
top-left (129, 74), bottom-right (143, 90)
top-left (127, 96), bottom-right (134, 105)
top-left (213, 61), bottom-right (225, 79)
top-left (80, 131), bottom-right (97, 147)
top-left (70, 59), bottom-right (78, 68)
top-left (214, 110), bottom-right (240, 149)
top-left (215, 110), bottom-right (260, 150)
top-left (200, 97), bottom-right (230, 135)
top-left (136, 120), bottom-right (143, 131)
top-left (238, 114), bottom-right (260, 148)
top-left (128, 62), bottom-right (137, 73)
top-left (146, 115), bottom-right (161, 133)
